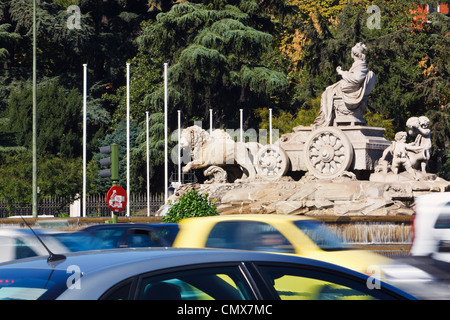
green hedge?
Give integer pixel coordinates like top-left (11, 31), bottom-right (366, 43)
top-left (162, 189), bottom-right (218, 223)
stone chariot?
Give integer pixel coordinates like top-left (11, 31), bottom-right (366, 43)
top-left (255, 120), bottom-right (390, 181)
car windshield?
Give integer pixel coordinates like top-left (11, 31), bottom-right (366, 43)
top-left (0, 269), bottom-right (72, 300)
top-left (293, 220), bottom-right (348, 251)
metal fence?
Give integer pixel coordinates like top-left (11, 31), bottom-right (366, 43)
top-left (84, 193), bottom-right (165, 217)
top-left (0, 193), bottom-right (165, 218)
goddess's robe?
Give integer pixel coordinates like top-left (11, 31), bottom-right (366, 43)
top-left (313, 59), bottom-right (375, 128)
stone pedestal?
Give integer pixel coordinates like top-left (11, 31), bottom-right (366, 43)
top-left (166, 177), bottom-right (450, 217)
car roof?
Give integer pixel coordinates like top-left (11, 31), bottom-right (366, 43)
top-left (0, 248), bottom-right (417, 300)
top-left (179, 214), bottom-right (314, 224)
top-left (0, 228), bottom-right (58, 237)
top-left (0, 247), bottom-right (348, 274)
top-left (81, 223), bottom-right (178, 230)
top-left (415, 192), bottom-right (450, 207)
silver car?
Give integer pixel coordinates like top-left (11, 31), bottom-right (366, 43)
top-left (0, 247), bottom-right (416, 300)
top-left (0, 228), bottom-right (93, 263)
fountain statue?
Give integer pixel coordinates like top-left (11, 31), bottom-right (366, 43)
top-left (168, 43), bottom-right (449, 218)
top-left (312, 42), bottom-right (376, 128)
top-left (406, 116), bottom-right (432, 173)
top-left (371, 115), bottom-right (435, 182)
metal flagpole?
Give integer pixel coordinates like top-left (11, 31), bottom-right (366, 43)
top-left (269, 108), bottom-right (273, 145)
top-left (240, 109), bottom-right (243, 142)
top-left (146, 111), bottom-right (150, 216)
top-left (126, 63), bottom-right (130, 217)
top-left (209, 109), bottom-right (213, 134)
top-left (83, 64), bottom-right (87, 217)
top-left (178, 110), bottom-right (181, 186)
top-left (32, 0), bottom-right (37, 218)
top-left (164, 63), bottom-right (168, 203)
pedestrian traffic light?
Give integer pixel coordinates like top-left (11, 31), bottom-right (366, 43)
top-left (99, 143), bottom-right (119, 181)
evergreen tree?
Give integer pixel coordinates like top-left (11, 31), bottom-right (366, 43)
top-left (0, 150), bottom-right (82, 213)
top-left (138, 1), bottom-right (289, 126)
top-left (7, 79), bottom-right (82, 158)
top-left (125, 1), bottom-right (291, 192)
top-left (0, 23), bottom-right (20, 64)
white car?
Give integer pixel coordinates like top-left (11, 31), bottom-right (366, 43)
top-left (410, 192), bottom-right (450, 262)
top-left (0, 228), bottom-right (91, 263)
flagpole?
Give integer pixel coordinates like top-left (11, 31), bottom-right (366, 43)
top-left (164, 63), bottom-right (168, 203)
top-left (126, 62), bottom-right (130, 217)
top-left (146, 111), bottom-right (150, 216)
top-left (83, 64), bottom-right (87, 217)
top-left (32, 0), bottom-right (38, 218)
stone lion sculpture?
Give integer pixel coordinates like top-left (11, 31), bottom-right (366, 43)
top-left (179, 125), bottom-right (261, 182)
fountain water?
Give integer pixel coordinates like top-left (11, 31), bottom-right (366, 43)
top-left (330, 222), bottom-right (412, 244)
top-left (326, 222), bottom-right (412, 256)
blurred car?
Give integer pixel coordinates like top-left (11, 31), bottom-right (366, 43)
top-left (410, 192), bottom-right (450, 262)
top-left (172, 215), bottom-right (390, 274)
top-left (0, 247), bottom-right (417, 300)
top-left (0, 228), bottom-right (93, 263)
top-left (79, 223), bottom-right (179, 249)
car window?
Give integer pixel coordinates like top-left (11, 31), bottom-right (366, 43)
top-left (434, 213), bottom-right (450, 229)
top-left (100, 280), bottom-right (133, 300)
top-left (137, 266), bottom-right (255, 300)
top-left (293, 220), bottom-right (347, 251)
top-left (255, 264), bottom-right (402, 300)
top-left (90, 228), bottom-right (127, 248)
top-left (0, 269), bottom-right (73, 300)
top-left (51, 233), bottom-right (98, 252)
top-left (205, 221), bottom-right (295, 253)
top-left (126, 229), bottom-right (159, 247)
top-left (15, 239), bottom-right (38, 260)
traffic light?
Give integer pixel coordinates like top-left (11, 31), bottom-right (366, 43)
top-left (99, 143), bottom-right (119, 181)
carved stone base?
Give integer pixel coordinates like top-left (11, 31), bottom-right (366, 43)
top-left (162, 178), bottom-right (450, 217)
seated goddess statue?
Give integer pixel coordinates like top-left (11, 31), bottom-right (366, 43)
top-left (312, 43), bottom-right (376, 128)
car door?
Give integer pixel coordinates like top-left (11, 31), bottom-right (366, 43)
top-left (100, 263), bottom-right (260, 300)
top-left (251, 262), bottom-right (415, 300)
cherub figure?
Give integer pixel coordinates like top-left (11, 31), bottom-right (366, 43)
top-left (406, 116), bottom-right (431, 173)
top-left (378, 131), bottom-right (422, 178)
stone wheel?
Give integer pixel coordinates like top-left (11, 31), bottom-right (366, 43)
top-left (304, 127), bottom-right (353, 179)
top-left (256, 144), bottom-right (289, 181)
